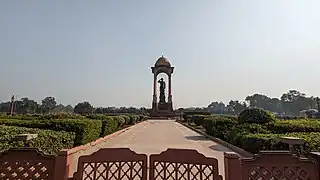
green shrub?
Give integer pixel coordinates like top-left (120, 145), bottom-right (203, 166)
top-left (86, 114), bottom-right (109, 120)
top-left (183, 111), bottom-right (211, 120)
top-left (225, 123), bottom-right (271, 145)
top-left (238, 133), bottom-right (285, 153)
top-left (0, 114), bottom-right (38, 120)
top-left (112, 116), bottom-right (126, 128)
top-left (0, 119), bottom-right (102, 146)
top-left (119, 115), bottom-right (130, 125)
top-left (138, 115), bottom-right (144, 121)
top-left (235, 123), bottom-right (270, 134)
top-left (287, 132), bottom-right (320, 152)
top-left (268, 119), bottom-right (320, 133)
top-left (238, 108), bottom-right (276, 124)
top-left (0, 125), bottom-right (75, 155)
top-left (0, 113), bottom-right (86, 120)
top-left (138, 115), bottom-right (148, 121)
top-left (39, 113), bottom-right (85, 120)
top-left (202, 116), bottom-right (237, 140)
top-left (128, 114), bottom-right (139, 124)
top-left (189, 115), bottom-right (207, 126)
top-left (100, 117), bottom-right (118, 137)
top-left (235, 132), bottom-right (320, 153)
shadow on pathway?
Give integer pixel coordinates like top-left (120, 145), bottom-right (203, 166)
top-left (185, 135), bottom-right (210, 141)
top-left (209, 144), bottom-right (232, 152)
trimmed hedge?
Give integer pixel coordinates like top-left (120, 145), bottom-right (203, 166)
top-left (39, 113), bottom-right (86, 120)
top-left (188, 114), bottom-right (320, 154)
top-left (190, 115), bottom-right (207, 126)
top-left (268, 119), bottom-right (320, 133)
top-left (237, 132), bottom-right (320, 153)
top-left (238, 108), bottom-right (275, 124)
top-left (112, 116), bottom-right (126, 128)
top-left (86, 114), bottom-right (109, 120)
top-left (0, 114), bottom-right (38, 120)
top-left (203, 116), bottom-right (237, 140)
top-left (0, 113), bottom-right (86, 120)
top-left (139, 115), bottom-right (148, 121)
top-left (237, 133), bottom-right (285, 153)
top-left (184, 114), bottom-right (236, 127)
top-left (225, 123), bottom-right (271, 146)
top-left (119, 115), bottom-right (130, 125)
top-left (0, 125), bottom-right (75, 154)
top-left (0, 119), bottom-right (102, 146)
top-left (183, 111), bottom-right (211, 120)
top-left (100, 117), bottom-right (118, 137)
top-left (128, 114), bottom-right (140, 124)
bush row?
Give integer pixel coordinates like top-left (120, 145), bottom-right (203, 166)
top-left (0, 125), bottom-right (75, 154)
top-left (186, 115), bottom-right (320, 134)
top-left (182, 111), bottom-right (211, 121)
top-left (238, 132), bottom-right (320, 153)
top-left (184, 112), bottom-right (320, 153)
top-left (0, 113), bottom-right (148, 122)
top-left (0, 113), bottom-right (86, 120)
top-left (0, 119), bottom-right (101, 146)
top-left (268, 119), bottom-right (320, 133)
top-left (0, 114), bottom-right (148, 146)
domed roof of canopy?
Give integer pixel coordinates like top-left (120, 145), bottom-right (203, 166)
top-left (155, 55), bottom-right (171, 67)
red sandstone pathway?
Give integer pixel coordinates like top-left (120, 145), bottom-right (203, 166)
top-left (70, 120), bottom-right (235, 178)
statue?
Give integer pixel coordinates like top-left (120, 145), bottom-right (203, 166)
top-left (158, 78), bottom-right (166, 103)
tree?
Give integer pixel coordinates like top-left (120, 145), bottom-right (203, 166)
top-left (65, 105), bottom-right (74, 113)
top-left (280, 90), bottom-right (314, 115)
top-left (238, 108), bottom-right (276, 124)
top-left (41, 97), bottom-right (57, 113)
top-left (19, 97), bottom-right (39, 114)
top-left (227, 100), bottom-right (247, 114)
top-left (207, 101), bottom-right (227, 114)
top-left (74, 101), bottom-right (94, 115)
top-left (0, 101), bottom-right (10, 113)
top-left (245, 94), bottom-right (282, 113)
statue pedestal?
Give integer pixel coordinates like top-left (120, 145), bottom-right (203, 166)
top-left (150, 102), bottom-right (174, 118)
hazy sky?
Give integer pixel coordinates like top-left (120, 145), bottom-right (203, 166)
top-left (1, 1), bottom-right (320, 108)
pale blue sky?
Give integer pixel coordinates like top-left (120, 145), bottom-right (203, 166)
top-left (1, 1), bottom-right (320, 108)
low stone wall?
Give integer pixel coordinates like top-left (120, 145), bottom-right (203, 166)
top-left (1, 147), bottom-right (318, 180)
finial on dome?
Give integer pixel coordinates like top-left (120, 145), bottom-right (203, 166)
top-left (155, 55), bottom-right (171, 67)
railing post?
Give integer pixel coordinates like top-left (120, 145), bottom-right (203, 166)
top-left (224, 152), bottom-right (241, 180)
top-left (54, 149), bottom-right (71, 180)
top-left (309, 152), bottom-right (320, 180)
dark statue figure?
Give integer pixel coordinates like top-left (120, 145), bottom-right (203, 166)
top-left (158, 78), bottom-right (166, 103)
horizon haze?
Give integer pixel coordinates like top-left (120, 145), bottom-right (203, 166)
top-left (1, 1), bottom-right (320, 108)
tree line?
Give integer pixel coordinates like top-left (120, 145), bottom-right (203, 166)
top-left (205, 90), bottom-right (320, 115)
top-left (1, 89), bottom-right (319, 116)
top-left (0, 96), bottom-right (147, 115)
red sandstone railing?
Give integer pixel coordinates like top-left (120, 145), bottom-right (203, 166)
top-left (224, 151), bottom-right (319, 180)
top-left (149, 148), bottom-right (222, 180)
top-left (71, 148), bottom-right (147, 180)
top-left (1, 148), bottom-right (319, 180)
top-left (0, 148), bottom-right (69, 180)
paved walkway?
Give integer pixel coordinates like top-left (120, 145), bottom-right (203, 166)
top-left (70, 120), bottom-right (235, 178)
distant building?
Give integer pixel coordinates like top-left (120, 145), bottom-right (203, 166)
top-left (300, 109), bottom-right (319, 118)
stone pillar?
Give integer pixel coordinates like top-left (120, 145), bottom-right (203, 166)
top-left (153, 74), bottom-right (157, 97)
top-left (54, 150), bottom-right (71, 180)
top-left (10, 95), bottom-right (14, 116)
top-left (152, 74), bottom-right (157, 110)
top-left (168, 75), bottom-right (172, 103)
top-left (224, 152), bottom-right (241, 180)
top-left (309, 152), bottom-right (320, 175)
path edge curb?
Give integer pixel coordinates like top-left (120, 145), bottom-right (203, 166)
top-left (65, 120), bottom-right (148, 155)
top-left (177, 121), bottom-right (253, 157)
